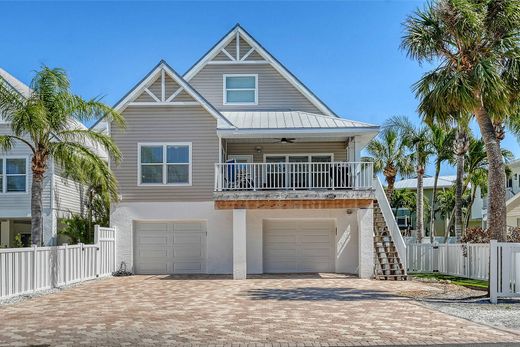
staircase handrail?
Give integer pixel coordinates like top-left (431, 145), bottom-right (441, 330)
top-left (373, 176), bottom-right (407, 273)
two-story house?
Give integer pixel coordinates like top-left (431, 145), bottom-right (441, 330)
top-left (104, 25), bottom-right (398, 279)
top-left (0, 68), bottom-right (86, 247)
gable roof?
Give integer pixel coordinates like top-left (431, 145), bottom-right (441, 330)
top-left (183, 24), bottom-right (339, 118)
top-left (99, 60), bottom-right (233, 128)
top-left (0, 67), bottom-right (32, 98)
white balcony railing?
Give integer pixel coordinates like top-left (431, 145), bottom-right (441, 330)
top-left (214, 161), bottom-right (373, 192)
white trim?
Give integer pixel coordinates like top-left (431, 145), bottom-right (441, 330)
top-left (217, 127), bottom-right (379, 138)
top-left (165, 87), bottom-right (184, 102)
top-left (128, 101), bottom-right (199, 107)
top-left (0, 155), bottom-right (29, 194)
top-left (235, 31), bottom-right (240, 61)
top-left (223, 74), bottom-right (258, 106)
top-left (206, 60), bottom-right (268, 65)
top-left (137, 142), bottom-right (192, 187)
top-left (228, 155), bottom-right (253, 163)
top-left (183, 26), bottom-right (337, 117)
top-left (221, 48), bottom-right (236, 61)
top-left (161, 69), bottom-right (166, 102)
top-left (240, 47), bottom-right (255, 61)
top-left (144, 88), bottom-right (160, 102)
top-left (262, 153), bottom-right (334, 163)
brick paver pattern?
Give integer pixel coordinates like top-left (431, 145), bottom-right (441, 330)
top-left (1, 274), bottom-right (519, 346)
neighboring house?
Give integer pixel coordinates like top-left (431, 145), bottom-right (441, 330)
top-left (394, 175), bottom-right (484, 237)
top-left (101, 25), bottom-right (384, 278)
top-left (504, 159), bottom-right (520, 228)
top-left (0, 68), bottom-right (86, 247)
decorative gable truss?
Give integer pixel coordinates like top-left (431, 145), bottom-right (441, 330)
top-left (130, 67), bottom-right (198, 107)
top-left (209, 31), bottom-right (267, 65)
top-left (112, 61), bottom-right (233, 127)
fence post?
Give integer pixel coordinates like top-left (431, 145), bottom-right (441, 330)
top-left (432, 242), bottom-right (439, 273)
top-left (490, 240), bottom-right (498, 304)
top-left (79, 243), bottom-right (84, 281)
top-left (94, 225), bottom-right (101, 277)
top-left (63, 243), bottom-right (68, 285)
top-left (32, 245), bottom-right (38, 293)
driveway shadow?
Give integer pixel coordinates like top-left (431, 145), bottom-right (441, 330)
top-left (246, 286), bottom-right (404, 301)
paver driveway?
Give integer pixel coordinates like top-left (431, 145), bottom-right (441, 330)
top-left (1, 274), bottom-right (519, 346)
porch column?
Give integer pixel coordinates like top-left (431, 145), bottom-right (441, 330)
top-left (357, 208), bottom-right (374, 279)
top-left (233, 209), bottom-right (247, 280)
top-left (0, 220), bottom-right (10, 247)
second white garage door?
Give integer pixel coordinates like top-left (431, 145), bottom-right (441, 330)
top-left (263, 219), bottom-right (336, 273)
top-left (134, 221), bottom-right (206, 275)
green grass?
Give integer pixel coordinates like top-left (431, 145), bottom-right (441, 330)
top-left (411, 273), bottom-right (488, 290)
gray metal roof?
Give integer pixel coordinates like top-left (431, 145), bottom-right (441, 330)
top-left (217, 111), bottom-right (377, 130)
top-left (0, 68), bottom-right (32, 98)
top-left (395, 175), bottom-right (458, 190)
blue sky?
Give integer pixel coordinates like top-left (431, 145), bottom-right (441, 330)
top-left (1, 1), bottom-right (518, 176)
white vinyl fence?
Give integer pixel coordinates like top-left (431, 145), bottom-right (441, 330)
top-left (407, 242), bottom-right (489, 280)
top-left (0, 225), bottom-right (116, 299)
top-left (490, 241), bottom-right (520, 303)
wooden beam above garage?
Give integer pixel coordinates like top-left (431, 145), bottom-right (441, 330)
top-left (214, 199), bottom-right (374, 210)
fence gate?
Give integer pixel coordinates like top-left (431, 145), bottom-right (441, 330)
top-left (490, 240), bottom-right (520, 303)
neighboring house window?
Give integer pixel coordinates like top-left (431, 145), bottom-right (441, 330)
top-left (224, 75), bottom-right (257, 104)
top-left (139, 143), bottom-right (192, 185)
top-left (0, 157), bottom-right (27, 193)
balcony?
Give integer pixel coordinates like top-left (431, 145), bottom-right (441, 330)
top-left (214, 162), bottom-right (374, 207)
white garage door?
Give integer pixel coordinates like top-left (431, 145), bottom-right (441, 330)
top-left (134, 221), bottom-right (206, 274)
top-left (263, 219), bottom-right (335, 273)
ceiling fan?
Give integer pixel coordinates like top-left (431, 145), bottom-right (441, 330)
top-left (273, 137), bottom-right (295, 144)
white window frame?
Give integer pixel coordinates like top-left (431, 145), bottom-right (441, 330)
top-left (0, 156), bottom-right (29, 194)
top-left (223, 74), bottom-right (258, 105)
top-left (263, 153), bottom-right (335, 163)
top-left (137, 142), bottom-right (192, 187)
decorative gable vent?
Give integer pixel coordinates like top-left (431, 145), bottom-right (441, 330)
top-left (130, 68), bottom-right (197, 107)
top-left (207, 31), bottom-right (267, 65)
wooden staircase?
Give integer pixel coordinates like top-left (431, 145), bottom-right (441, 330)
top-left (373, 202), bottom-right (407, 280)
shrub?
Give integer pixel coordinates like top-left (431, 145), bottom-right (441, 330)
top-left (461, 226), bottom-right (520, 243)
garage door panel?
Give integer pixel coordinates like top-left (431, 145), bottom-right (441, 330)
top-left (264, 220), bottom-right (335, 273)
top-left (134, 221), bottom-right (206, 275)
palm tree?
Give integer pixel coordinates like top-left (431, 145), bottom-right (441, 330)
top-left (0, 67), bottom-right (124, 245)
top-left (402, 0), bottom-right (520, 241)
top-left (426, 123), bottom-right (455, 240)
top-left (387, 116), bottom-right (433, 242)
top-left (453, 115), bottom-right (471, 240)
top-left (365, 127), bottom-right (413, 197)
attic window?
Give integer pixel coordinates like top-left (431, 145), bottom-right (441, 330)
top-left (224, 74), bottom-right (257, 105)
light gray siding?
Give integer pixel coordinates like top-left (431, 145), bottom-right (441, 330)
top-left (226, 141), bottom-right (347, 163)
top-left (0, 124), bottom-right (53, 217)
top-left (53, 175), bottom-right (85, 217)
top-left (111, 105), bottom-right (219, 202)
top-left (188, 64), bottom-right (322, 113)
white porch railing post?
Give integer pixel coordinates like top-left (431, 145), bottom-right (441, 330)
top-left (94, 225), bottom-right (101, 278)
top-left (490, 240), bottom-right (498, 304)
top-left (63, 243), bottom-right (68, 285)
top-left (79, 243), bottom-right (84, 281)
top-left (32, 244), bottom-right (37, 293)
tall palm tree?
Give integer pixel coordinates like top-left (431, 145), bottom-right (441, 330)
top-left (387, 116), bottom-right (433, 242)
top-left (426, 123), bottom-right (455, 241)
top-left (0, 67), bottom-right (124, 245)
top-left (402, 0), bottom-right (520, 241)
top-left (365, 127), bottom-right (413, 197)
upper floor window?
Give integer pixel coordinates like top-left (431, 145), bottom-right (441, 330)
top-left (138, 143), bottom-right (192, 186)
top-left (224, 74), bottom-right (257, 105)
top-left (0, 157), bottom-right (28, 193)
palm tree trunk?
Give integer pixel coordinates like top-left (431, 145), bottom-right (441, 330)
top-left (455, 153), bottom-right (464, 239)
top-left (385, 174), bottom-right (396, 198)
top-left (474, 106), bottom-right (507, 241)
top-left (417, 166), bottom-right (425, 242)
top-left (429, 161), bottom-right (441, 242)
top-left (30, 170), bottom-right (44, 246)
